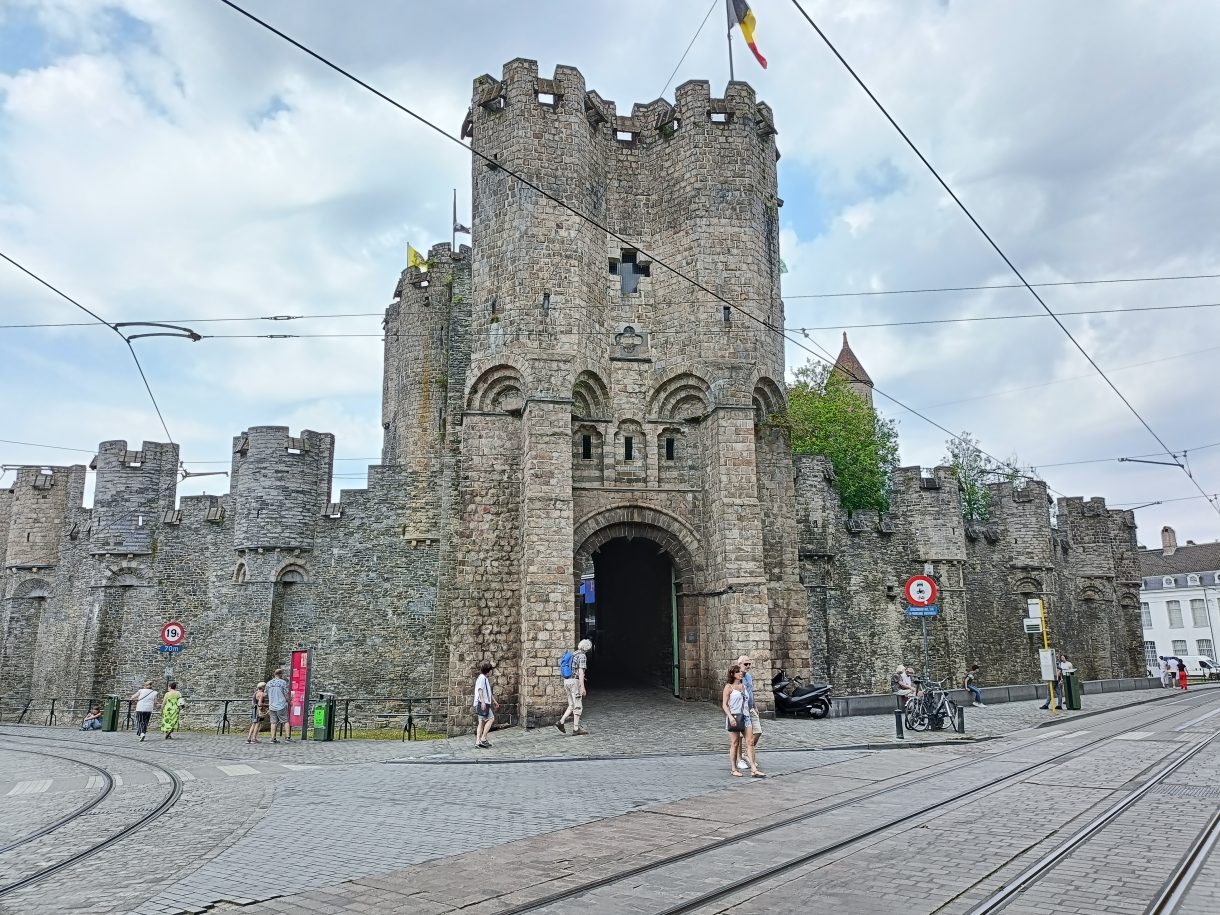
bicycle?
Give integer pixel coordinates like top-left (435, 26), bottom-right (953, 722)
top-left (905, 678), bottom-right (960, 733)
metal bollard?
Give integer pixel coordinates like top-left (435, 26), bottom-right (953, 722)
top-left (894, 695), bottom-right (905, 740)
top-left (956, 705), bottom-right (965, 734)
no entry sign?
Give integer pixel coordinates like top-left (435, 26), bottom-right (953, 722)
top-left (904, 575), bottom-right (938, 607)
top-left (160, 621), bottom-right (185, 646)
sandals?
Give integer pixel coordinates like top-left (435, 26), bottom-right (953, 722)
top-left (731, 770), bottom-right (744, 777)
top-left (751, 772), bottom-right (767, 778)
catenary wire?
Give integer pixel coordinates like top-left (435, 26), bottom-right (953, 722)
top-left (785, 0), bottom-right (1220, 518)
top-left (658, 0), bottom-right (720, 99)
top-left (198, 1), bottom-right (1197, 503)
top-left (0, 250), bottom-right (177, 446)
top-left (5, 298), bottom-right (1219, 333)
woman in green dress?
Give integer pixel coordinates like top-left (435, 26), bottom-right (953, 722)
top-left (159, 681), bottom-right (183, 739)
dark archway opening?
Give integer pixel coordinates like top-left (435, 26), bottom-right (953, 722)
top-left (584, 537), bottom-right (676, 692)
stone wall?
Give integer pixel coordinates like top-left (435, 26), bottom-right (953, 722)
top-left (795, 455), bottom-right (1144, 695)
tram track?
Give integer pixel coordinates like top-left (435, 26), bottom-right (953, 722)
top-left (496, 689), bottom-right (1220, 914)
top-left (0, 736), bottom-right (184, 899)
top-left (1146, 807), bottom-right (1220, 914)
top-left (0, 745), bottom-right (115, 855)
top-left (961, 730), bottom-right (1220, 915)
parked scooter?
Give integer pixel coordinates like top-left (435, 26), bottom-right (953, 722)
top-left (772, 670), bottom-right (833, 718)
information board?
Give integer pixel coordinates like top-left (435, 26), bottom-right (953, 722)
top-left (289, 648), bottom-right (312, 732)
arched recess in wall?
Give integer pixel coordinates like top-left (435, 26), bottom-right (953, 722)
top-left (572, 370), bottom-right (609, 485)
top-left (268, 563), bottom-right (312, 672)
top-left (276, 563), bottom-right (309, 584)
top-left (92, 565), bottom-right (152, 697)
top-left (467, 364), bottom-right (526, 414)
top-left (648, 372), bottom-right (711, 422)
top-left (752, 377), bottom-right (785, 428)
top-left (0, 578), bottom-right (51, 697)
top-left (572, 370), bottom-right (610, 420)
top-left (233, 561), bottom-right (248, 584)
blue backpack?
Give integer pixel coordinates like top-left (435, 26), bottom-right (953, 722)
top-left (559, 649), bottom-right (574, 679)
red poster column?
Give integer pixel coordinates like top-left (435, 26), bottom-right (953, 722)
top-left (289, 649), bottom-right (311, 735)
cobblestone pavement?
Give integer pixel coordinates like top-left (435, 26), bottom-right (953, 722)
top-left (0, 686), bottom-right (1215, 915)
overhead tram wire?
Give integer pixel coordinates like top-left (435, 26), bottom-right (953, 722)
top-left (657, 0), bottom-right (720, 99)
top-left (0, 250), bottom-right (178, 446)
top-left (6, 298), bottom-right (1220, 333)
top-left (210, 0), bottom-right (1203, 506)
top-left (785, 0), bottom-right (1220, 519)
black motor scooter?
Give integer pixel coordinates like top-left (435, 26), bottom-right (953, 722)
top-left (772, 670), bottom-right (833, 718)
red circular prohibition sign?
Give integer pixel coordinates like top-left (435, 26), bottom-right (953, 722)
top-left (904, 575), bottom-right (938, 607)
top-left (161, 621), bottom-right (186, 646)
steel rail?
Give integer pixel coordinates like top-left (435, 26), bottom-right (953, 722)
top-left (0, 747), bottom-right (114, 854)
top-left (0, 739), bottom-right (184, 898)
top-left (964, 730), bottom-right (1220, 914)
top-left (1144, 808), bottom-right (1220, 914)
top-left (496, 691), bottom-right (1220, 914)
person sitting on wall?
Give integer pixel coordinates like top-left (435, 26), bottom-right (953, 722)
top-left (890, 665), bottom-right (916, 699)
top-left (80, 706), bottom-right (103, 731)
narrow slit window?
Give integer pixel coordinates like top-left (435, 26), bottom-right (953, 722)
top-left (710, 111), bottom-right (729, 124)
top-left (624, 436), bottom-right (634, 461)
top-left (665, 437), bottom-right (675, 461)
top-left (582, 435), bottom-right (592, 460)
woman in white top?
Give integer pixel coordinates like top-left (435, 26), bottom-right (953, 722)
top-left (722, 664), bottom-right (764, 778)
top-left (472, 661), bottom-right (499, 749)
top-left (130, 680), bottom-right (159, 741)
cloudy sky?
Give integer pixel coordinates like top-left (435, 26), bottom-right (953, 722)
top-left (1, 0), bottom-right (1218, 546)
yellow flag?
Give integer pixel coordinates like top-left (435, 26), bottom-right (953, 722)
top-left (408, 245), bottom-right (427, 270)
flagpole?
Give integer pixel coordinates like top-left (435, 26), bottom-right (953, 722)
top-left (451, 188), bottom-right (457, 254)
top-left (725, 0), bottom-right (735, 82)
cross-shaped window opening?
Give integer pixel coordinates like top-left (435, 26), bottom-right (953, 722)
top-left (610, 249), bottom-right (650, 294)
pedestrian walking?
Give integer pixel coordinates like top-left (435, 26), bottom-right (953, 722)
top-left (266, 667), bottom-right (291, 743)
top-left (1166, 656), bottom-right (1180, 691)
top-left (246, 681), bottom-right (267, 743)
top-left (80, 706), bottom-right (103, 731)
top-left (722, 664), bottom-right (764, 778)
top-left (1041, 654), bottom-right (1071, 709)
top-left (472, 661), bottom-right (500, 749)
top-left (159, 682), bottom-right (183, 739)
top-left (1158, 656), bottom-right (1170, 687)
top-left (735, 655), bottom-right (764, 771)
top-left (1178, 661), bottom-right (1189, 691)
top-left (963, 664), bottom-right (985, 707)
top-left (555, 639), bottom-right (592, 736)
top-left (130, 680), bottom-right (158, 741)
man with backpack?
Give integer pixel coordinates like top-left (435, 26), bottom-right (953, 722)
top-left (556, 638), bottom-right (592, 735)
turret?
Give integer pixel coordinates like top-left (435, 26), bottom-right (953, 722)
top-left (231, 427), bottom-right (334, 551)
top-left (89, 440), bottom-right (179, 555)
top-left (382, 243), bottom-right (472, 472)
top-left (832, 333), bottom-right (874, 406)
top-left (466, 60), bottom-right (784, 385)
top-left (4, 465), bottom-right (85, 569)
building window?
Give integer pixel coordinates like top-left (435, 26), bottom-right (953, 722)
top-left (1187, 574), bottom-right (1200, 586)
top-left (1191, 599), bottom-right (1208, 627)
top-left (582, 434), bottom-right (592, 460)
top-left (1167, 601), bottom-right (1183, 628)
top-left (1198, 639), bottom-right (1217, 663)
top-left (1172, 639), bottom-right (1189, 655)
top-left (624, 436), bottom-right (634, 461)
top-left (1163, 576), bottom-right (1175, 588)
top-left (1142, 641), bottom-right (1157, 667)
top-left (1141, 603), bottom-right (1152, 629)
top-left (665, 437), bottom-right (675, 461)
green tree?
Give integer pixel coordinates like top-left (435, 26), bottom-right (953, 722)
top-left (944, 432), bottom-right (996, 521)
top-left (784, 362), bottom-right (900, 512)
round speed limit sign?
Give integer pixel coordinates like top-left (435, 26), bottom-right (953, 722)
top-left (161, 621), bottom-right (186, 646)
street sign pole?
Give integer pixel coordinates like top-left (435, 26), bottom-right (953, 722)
top-left (1030, 597), bottom-right (1057, 716)
top-left (921, 617), bottom-right (930, 680)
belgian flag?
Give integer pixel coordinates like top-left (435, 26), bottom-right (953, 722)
top-left (731, 0), bottom-right (767, 69)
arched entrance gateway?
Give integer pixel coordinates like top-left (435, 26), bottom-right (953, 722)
top-left (573, 507), bottom-right (701, 700)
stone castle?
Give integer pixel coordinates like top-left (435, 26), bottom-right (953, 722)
top-left (0, 61), bottom-right (1144, 727)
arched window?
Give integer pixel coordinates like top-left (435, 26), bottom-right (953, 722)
top-left (277, 565), bottom-right (308, 584)
top-left (234, 562), bottom-right (247, 584)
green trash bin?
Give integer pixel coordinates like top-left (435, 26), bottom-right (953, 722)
top-left (1062, 672), bottom-right (1082, 710)
top-left (312, 693), bottom-right (336, 741)
top-left (102, 695), bottom-right (120, 732)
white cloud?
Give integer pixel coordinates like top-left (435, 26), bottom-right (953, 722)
top-left (1, 0), bottom-right (1218, 542)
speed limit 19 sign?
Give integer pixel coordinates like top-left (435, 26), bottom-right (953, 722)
top-left (161, 621), bottom-right (185, 646)
top-left (904, 575), bottom-right (938, 607)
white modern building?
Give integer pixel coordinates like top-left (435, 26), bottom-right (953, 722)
top-left (1138, 525), bottom-right (1220, 674)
